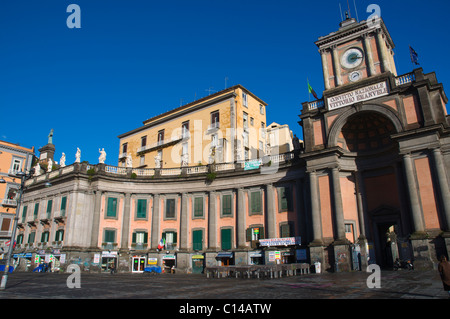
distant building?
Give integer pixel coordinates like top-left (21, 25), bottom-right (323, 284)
top-left (118, 85), bottom-right (268, 168)
top-left (0, 140), bottom-right (34, 258)
top-left (266, 122), bottom-right (298, 155)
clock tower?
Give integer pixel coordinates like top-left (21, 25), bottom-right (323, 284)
top-left (316, 16), bottom-right (397, 89)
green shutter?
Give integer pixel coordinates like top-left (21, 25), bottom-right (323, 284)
top-left (193, 230), bottom-right (203, 251)
top-left (246, 228), bottom-right (252, 242)
top-left (221, 228), bottom-right (232, 250)
top-left (104, 230), bottom-right (115, 243)
top-left (132, 232), bottom-right (136, 244)
top-left (22, 206), bottom-right (27, 222)
top-left (60, 197), bottom-right (67, 216)
top-left (222, 194), bottom-right (232, 215)
top-left (33, 203), bottom-right (39, 218)
top-left (137, 199), bottom-right (147, 218)
top-left (194, 197), bottom-right (203, 217)
top-left (166, 199), bottom-right (175, 218)
top-left (47, 200), bottom-right (53, 214)
top-left (107, 198), bottom-right (117, 217)
top-left (251, 191), bottom-right (261, 213)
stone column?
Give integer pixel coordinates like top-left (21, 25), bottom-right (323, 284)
top-left (376, 29), bottom-right (391, 73)
top-left (431, 148), bottom-right (450, 231)
top-left (90, 190), bottom-right (103, 248)
top-left (179, 192), bottom-right (189, 251)
top-left (331, 167), bottom-right (346, 241)
top-left (208, 191), bottom-right (218, 250)
top-left (120, 193), bottom-right (131, 249)
top-left (363, 33), bottom-right (376, 76)
top-left (402, 154), bottom-right (425, 233)
top-left (266, 184), bottom-right (276, 239)
top-left (237, 188), bottom-right (246, 249)
top-left (308, 171), bottom-right (322, 244)
top-left (332, 45), bottom-right (343, 87)
top-left (320, 49), bottom-right (330, 90)
top-left (151, 194), bottom-right (160, 249)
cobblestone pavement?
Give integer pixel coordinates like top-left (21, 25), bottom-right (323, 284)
top-left (0, 270), bottom-right (448, 300)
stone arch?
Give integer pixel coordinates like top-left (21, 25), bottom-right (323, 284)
top-left (327, 103), bottom-right (404, 149)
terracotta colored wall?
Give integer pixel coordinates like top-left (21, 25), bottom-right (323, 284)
top-left (415, 157), bottom-right (440, 229)
top-left (318, 175), bottom-right (334, 239)
top-left (363, 173), bottom-right (400, 212)
top-left (340, 175), bottom-right (359, 241)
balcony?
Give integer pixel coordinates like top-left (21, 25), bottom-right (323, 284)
top-left (1, 199), bottom-right (17, 208)
top-left (137, 135), bottom-right (183, 154)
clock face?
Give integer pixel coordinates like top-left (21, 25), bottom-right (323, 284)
top-left (349, 71), bottom-right (361, 82)
top-left (341, 48), bottom-right (364, 69)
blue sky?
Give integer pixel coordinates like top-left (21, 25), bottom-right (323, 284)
top-left (1, 0), bottom-right (449, 166)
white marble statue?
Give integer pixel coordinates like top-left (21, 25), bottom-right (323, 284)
top-left (181, 153), bottom-right (189, 167)
top-left (75, 148), bottom-right (81, 163)
top-left (47, 158), bottom-right (53, 172)
top-left (60, 153), bottom-right (66, 167)
top-left (154, 153), bottom-right (161, 169)
top-left (99, 148), bottom-right (107, 164)
top-left (126, 154), bottom-right (133, 168)
top-left (33, 163), bottom-right (41, 176)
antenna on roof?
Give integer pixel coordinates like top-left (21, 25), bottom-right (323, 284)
top-left (225, 77), bottom-right (228, 89)
top-left (347, 0), bottom-right (351, 18)
top-left (205, 87), bottom-right (217, 95)
top-left (353, 0), bottom-right (360, 22)
top-left (339, 3), bottom-right (344, 21)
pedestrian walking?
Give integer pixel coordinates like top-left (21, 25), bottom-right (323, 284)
top-left (438, 255), bottom-right (450, 297)
top-left (110, 263), bottom-right (115, 274)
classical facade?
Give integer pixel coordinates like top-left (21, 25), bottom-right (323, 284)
top-left (9, 16), bottom-right (450, 273)
top-left (299, 16), bottom-right (450, 271)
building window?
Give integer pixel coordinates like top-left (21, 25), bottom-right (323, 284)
top-left (46, 200), bottom-right (53, 219)
top-left (28, 231), bottom-right (36, 244)
top-left (162, 231), bottom-right (177, 249)
top-left (136, 199), bottom-right (147, 219)
top-left (141, 136), bottom-right (147, 148)
top-left (250, 191), bottom-right (262, 214)
top-left (16, 234), bottom-right (24, 245)
top-left (33, 203), bottom-right (39, 219)
top-left (1, 218), bottom-right (11, 233)
top-left (221, 228), bottom-right (232, 250)
top-left (182, 121), bottom-right (190, 139)
top-left (140, 155), bottom-right (145, 166)
top-left (60, 197), bottom-right (67, 216)
top-left (122, 143), bottom-right (128, 154)
top-left (211, 111), bottom-right (220, 129)
top-left (243, 112), bottom-right (248, 131)
top-left (106, 197), bottom-right (118, 218)
top-left (165, 198), bottom-right (176, 219)
top-left (222, 194), bottom-right (232, 216)
top-left (250, 117), bottom-right (254, 126)
top-left (280, 222), bottom-right (294, 238)
top-left (193, 197), bottom-right (204, 218)
top-left (192, 229), bottom-right (203, 251)
top-left (260, 104), bottom-right (264, 115)
top-left (242, 92), bottom-right (248, 108)
top-left (246, 227), bottom-right (264, 241)
top-left (21, 206), bottom-right (27, 223)
top-left (277, 186), bottom-right (292, 212)
top-left (11, 158), bottom-right (22, 173)
top-left (261, 122), bottom-right (266, 139)
top-left (211, 133), bottom-right (219, 147)
top-left (157, 130), bottom-right (165, 145)
top-left (132, 231), bottom-right (148, 245)
top-left (103, 229), bottom-right (115, 244)
top-left (41, 231), bottom-right (49, 243)
top-left (55, 229), bottom-right (64, 242)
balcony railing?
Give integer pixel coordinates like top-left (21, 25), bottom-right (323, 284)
top-left (307, 99), bottom-right (325, 111)
top-left (395, 72), bottom-right (415, 86)
top-left (1, 199), bottom-right (17, 208)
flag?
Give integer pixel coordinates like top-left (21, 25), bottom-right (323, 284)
top-left (157, 238), bottom-right (165, 250)
top-left (308, 81), bottom-right (318, 100)
top-left (409, 46), bottom-right (419, 65)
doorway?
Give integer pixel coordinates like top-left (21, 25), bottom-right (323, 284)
top-left (132, 256), bottom-right (146, 273)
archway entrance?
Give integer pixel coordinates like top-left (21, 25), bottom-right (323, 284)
top-left (338, 111), bottom-right (412, 268)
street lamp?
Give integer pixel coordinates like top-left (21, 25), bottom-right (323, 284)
top-left (0, 169), bottom-right (35, 290)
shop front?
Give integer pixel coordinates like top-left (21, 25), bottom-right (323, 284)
top-left (259, 237), bottom-right (302, 265)
top-left (249, 251), bottom-right (264, 265)
top-left (132, 255), bottom-right (146, 273)
top-left (101, 251), bottom-right (118, 273)
top-left (216, 252), bottom-right (234, 266)
top-left (191, 254), bottom-right (204, 274)
top-left (162, 254), bottom-right (176, 273)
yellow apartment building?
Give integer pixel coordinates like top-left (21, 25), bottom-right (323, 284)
top-left (118, 85), bottom-right (268, 169)
top-left (0, 140), bottom-right (35, 257)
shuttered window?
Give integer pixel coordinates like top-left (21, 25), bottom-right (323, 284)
top-left (194, 197), bottom-right (203, 217)
top-left (136, 199), bottom-right (147, 219)
top-left (222, 194), bottom-right (232, 216)
top-left (221, 228), bottom-right (232, 250)
top-left (107, 197), bottom-right (118, 217)
top-left (192, 230), bottom-right (203, 251)
top-left (250, 191), bottom-right (262, 214)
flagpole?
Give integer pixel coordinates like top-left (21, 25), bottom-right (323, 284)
top-left (307, 77), bottom-right (311, 102)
